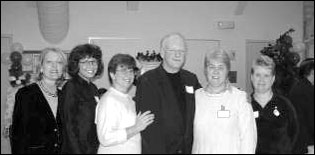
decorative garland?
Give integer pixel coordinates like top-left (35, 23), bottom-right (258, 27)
top-left (136, 50), bottom-right (163, 62)
top-left (8, 51), bottom-right (31, 87)
top-left (136, 50), bottom-right (162, 75)
top-left (260, 28), bottom-right (301, 96)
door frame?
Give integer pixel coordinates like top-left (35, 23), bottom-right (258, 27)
top-left (245, 39), bottom-right (271, 93)
top-left (1, 33), bottom-right (13, 154)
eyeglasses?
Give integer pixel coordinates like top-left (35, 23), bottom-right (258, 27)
top-left (164, 48), bottom-right (186, 54)
top-left (207, 64), bottom-right (227, 71)
top-left (116, 68), bottom-right (135, 75)
top-left (79, 60), bottom-right (98, 66)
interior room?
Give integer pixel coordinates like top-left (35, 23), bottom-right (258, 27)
top-left (1, 1), bottom-right (314, 154)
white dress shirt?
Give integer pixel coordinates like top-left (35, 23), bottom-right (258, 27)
top-left (95, 87), bottom-right (141, 154)
top-left (192, 86), bottom-right (257, 154)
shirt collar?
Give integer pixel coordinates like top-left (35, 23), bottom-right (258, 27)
top-left (75, 75), bottom-right (91, 86)
top-left (109, 87), bottom-right (130, 98)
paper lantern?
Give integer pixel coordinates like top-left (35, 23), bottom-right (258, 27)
top-left (37, 1), bottom-right (69, 44)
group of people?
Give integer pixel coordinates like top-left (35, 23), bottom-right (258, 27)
top-left (9, 33), bottom-right (313, 154)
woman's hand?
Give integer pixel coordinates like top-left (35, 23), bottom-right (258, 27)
top-left (126, 111), bottom-right (154, 139)
top-left (135, 111), bottom-right (155, 132)
top-left (307, 145), bottom-right (314, 154)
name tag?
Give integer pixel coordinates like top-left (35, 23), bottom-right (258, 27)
top-left (254, 111), bottom-right (259, 118)
top-left (217, 105), bottom-right (230, 118)
top-left (185, 86), bottom-right (194, 94)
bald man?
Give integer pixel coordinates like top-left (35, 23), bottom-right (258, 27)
top-left (135, 33), bottom-right (201, 154)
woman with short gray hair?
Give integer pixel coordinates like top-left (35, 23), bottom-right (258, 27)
top-left (192, 48), bottom-right (257, 154)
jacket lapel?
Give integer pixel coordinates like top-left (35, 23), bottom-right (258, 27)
top-left (36, 83), bottom-right (59, 124)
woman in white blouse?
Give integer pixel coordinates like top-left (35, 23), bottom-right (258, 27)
top-left (192, 48), bottom-right (257, 154)
top-left (95, 54), bottom-right (154, 154)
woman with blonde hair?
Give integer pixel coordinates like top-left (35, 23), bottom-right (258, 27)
top-left (11, 47), bottom-right (67, 154)
top-left (250, 55), bottom-right (298, 153)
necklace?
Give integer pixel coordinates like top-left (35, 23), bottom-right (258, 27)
top-left (38, 81), bottom-right (58, 98)
top-left (205, 81), bottom-right (231, 95)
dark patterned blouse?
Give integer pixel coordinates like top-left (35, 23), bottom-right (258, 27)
top-left (60, 75), bottom-right (100, 154)
top-left (251, 93), bottom-right (298, 154)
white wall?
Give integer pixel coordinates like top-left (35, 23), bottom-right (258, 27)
top-left (1, 1), bottom-right (304, 90)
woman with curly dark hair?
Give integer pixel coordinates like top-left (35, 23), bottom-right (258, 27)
top-left (60, 43), bottom-right (104, 154)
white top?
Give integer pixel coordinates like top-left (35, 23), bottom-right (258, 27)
top-left (95, 87), bottom-right (141, 154)
top-left (192, 86), bottom-right (257, 154)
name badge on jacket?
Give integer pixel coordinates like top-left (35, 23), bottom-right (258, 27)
top-left (217, 105), bottom-right (230, 118)
top-left (253, 111), bottom-right (259, 118)
top-left (185, 86), bottom-right (194, 94)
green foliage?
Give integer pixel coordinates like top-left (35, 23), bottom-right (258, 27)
top-left (260, 29), bottom-right (300, 96)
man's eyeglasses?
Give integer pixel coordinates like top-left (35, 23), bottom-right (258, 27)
top-left (164, 48), bottom-right (186, 54)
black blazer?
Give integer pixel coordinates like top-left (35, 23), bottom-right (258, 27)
top-left (60, 76), bottom-right (99, 154)
top-left (11, 83), bottom-right (62, 154)
top-left (135, 65), bottom-right (201, 154)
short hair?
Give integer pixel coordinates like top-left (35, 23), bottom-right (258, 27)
top-left (299, 58), bottom-right (314, 78)
top-left (68, 44), bottom-right (104, 78)
top-left (251, 55), bottom-right (276, 75)
top-left (37, 47), bottom-right (67, 83)
top-left (160, 32), bottom-right (187, 51)
top-left (107, 53), bottom-right (136, 85)
top-left (204, 48), bottom-right (231, 71)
